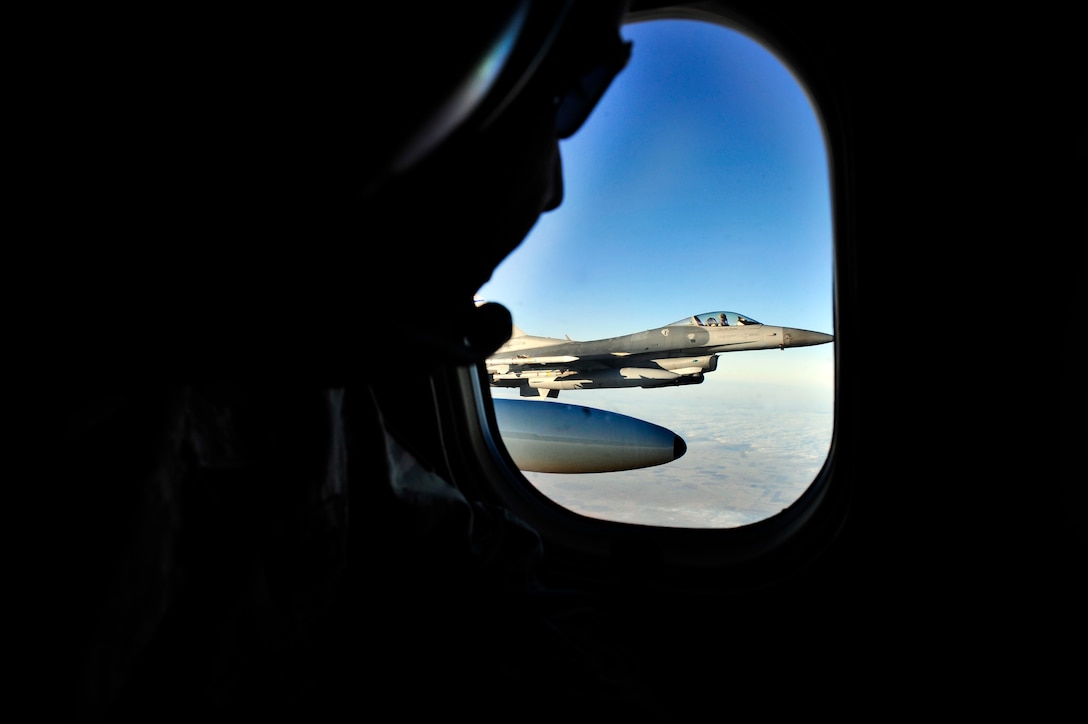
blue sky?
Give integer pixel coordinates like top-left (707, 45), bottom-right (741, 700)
top-left (477, 18), bottom-right (835, 527)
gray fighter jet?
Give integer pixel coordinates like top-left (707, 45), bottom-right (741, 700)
top-left (487, 310), bottom-right (833, 398)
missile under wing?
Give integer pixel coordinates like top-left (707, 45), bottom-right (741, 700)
top-left (486, 310), bottom-right (832, 398)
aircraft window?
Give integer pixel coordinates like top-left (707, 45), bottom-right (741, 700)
top-left (478, 17), bottom-right (834, 530)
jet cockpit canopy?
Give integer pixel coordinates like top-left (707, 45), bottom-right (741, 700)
top-left (674, 311), bottom-right (761, 328)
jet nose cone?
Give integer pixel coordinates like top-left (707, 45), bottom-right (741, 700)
top-left (782, 328), bottom-right (834, 347)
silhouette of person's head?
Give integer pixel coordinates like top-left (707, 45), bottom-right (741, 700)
top-left (45, 3), bottom-right (631, 381)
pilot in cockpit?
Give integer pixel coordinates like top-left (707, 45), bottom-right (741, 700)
top-left (719, 313), bottom-right (728, 326)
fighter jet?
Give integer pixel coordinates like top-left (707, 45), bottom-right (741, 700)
top-left (486, 310), bottom-right (833, 398)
